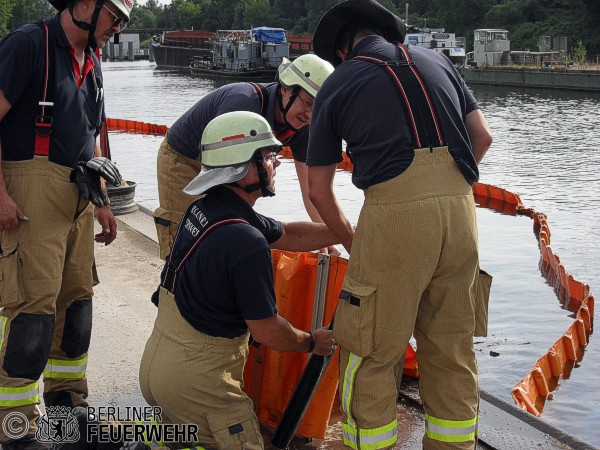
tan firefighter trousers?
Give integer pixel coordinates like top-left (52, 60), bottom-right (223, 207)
top-left (0, 157), bottom-right (95, 443)
top-left (334, 147), bottom-right (481, 450)
top-left (153, 138), bottom-right (203, 259)
top-left (139, 288), bottom-right (263, 450)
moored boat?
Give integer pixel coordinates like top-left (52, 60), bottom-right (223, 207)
top-left (405, 27), bottom-right (467, 68)
top-left (189, 27), bottom-right (288, 80)
top-left (461, 28), bottom-right (600, 92)
top-left (151, 28), bottom-right (312, 72)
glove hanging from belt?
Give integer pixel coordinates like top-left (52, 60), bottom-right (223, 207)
top-left (70, 157), bottom-right (122, 208)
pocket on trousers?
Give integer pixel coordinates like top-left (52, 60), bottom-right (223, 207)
top-left (206, 403), bottom-right (263, 450)
top-left (474, 269), bottom-right (492, 337)
top-left (0, 244), bottom-right (25, 309)
top-left (333, 275), bottom-right (377, 357)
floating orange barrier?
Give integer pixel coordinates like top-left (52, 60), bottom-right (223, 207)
top-left (106, 118), bottom-right (168, 137)
top-left (108, 119), bottom-right (594, 419)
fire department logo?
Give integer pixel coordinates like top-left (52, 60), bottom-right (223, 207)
top-left (35, 406), bottom-right (80, 444)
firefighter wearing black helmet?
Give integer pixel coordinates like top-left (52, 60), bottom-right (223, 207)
top-left (0, 0), bottom-right (131, 448)
top-left (306, 0), bottom-right (494, 449)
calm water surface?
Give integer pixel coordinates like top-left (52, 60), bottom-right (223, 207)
top-left (102, 61), bottom-right (600, 445)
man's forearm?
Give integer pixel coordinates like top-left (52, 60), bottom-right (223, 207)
top-left (273, 221), bottom-right (339, 251)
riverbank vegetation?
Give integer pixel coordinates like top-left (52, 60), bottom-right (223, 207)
top-left (1, 0), bottom-right (598, 56)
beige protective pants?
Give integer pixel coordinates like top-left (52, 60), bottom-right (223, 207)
top-left (334, 148), bottom-right (480, 450)
top-left (139, 288), bottom-right (263, 450)
top-left (0, 157), bottom-right (95, 443)
top-left (153, 138), bottom-right (203, 259)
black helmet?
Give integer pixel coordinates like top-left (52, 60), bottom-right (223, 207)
top-left (313, 0), bottom-right (406, 67)
top-left (48, 0), bottom-right (69, 10)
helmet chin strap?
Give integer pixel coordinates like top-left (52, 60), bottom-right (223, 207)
top-left (68, 0), bottom-right (104, 50)
top-left (277, 86), bottom-right (301, 132)
top-left (230, 153), bottom-right (275, 197)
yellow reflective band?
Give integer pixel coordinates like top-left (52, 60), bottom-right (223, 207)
top-left (0, 381), bottom-right (39, 406)
top-left (341, 352), bottom-right (362, 427)
top-left (342, 423), bottom-right (358, 449)
top-left (135, 418), bottom-right (165, 447)
top-left (0, 316), bottom-right (7, 350)
top-left (425, 413), bottom-right (477, 443)
top-left (342, 419), bottom-right (397, 450)
top-left (43, 357), bottom-right (88, 379)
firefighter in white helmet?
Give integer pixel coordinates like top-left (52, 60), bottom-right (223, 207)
top-left (140, 111), bottom-right (338, 449)
top-left (153, 54), bottom-right (336, 260)
top-left (0, 0), bottom-right (133, 448)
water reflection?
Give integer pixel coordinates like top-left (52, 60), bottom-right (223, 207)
top-left (102, 62), bottom-right (600, 445)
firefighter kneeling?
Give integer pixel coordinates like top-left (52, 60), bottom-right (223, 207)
top-left (139, 111), bottom-right (338, 449)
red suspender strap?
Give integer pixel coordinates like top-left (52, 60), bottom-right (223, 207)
top-left (249, 82), bottom-right (268, 117)
top-left (355, 44), bottom-right (445, 149)
top-left (34, 22), bottom-right (56, 156)
top-left (161, 207), bottom-right (249, 294)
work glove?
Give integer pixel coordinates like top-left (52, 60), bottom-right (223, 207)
top-left (71, 157), bottom-right (122, 208)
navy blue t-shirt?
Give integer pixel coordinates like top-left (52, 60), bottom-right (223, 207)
top-left (166, 82), bottom-right (309, 162)
top-left (165, 186), bottom-right (284, 338)
top-left (0, 15), bottom-right (104, 167)
top-left (307, 35), bottom-right (480, 188)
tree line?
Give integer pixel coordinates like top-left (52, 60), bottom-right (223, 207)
top-left (1, 0), bottom-right (599, 56)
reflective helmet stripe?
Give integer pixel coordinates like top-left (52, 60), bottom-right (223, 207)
top-left (203, 131), bottom-right (275, 151)
top-left (287, 63), bottom-right (321, 93)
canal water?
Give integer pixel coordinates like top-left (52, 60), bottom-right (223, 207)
top-left (102, 61), bottom-right (600, 446)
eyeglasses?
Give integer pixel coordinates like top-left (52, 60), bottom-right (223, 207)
top-left (103, 5), bottom-right (128, 31)
top-left (263, 152), bottom-right (278, 163)
top-left (296, 92), bottom-right (314, 112)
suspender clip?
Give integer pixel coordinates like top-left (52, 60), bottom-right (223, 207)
top-left (35, 116), bottom-right (53, 138)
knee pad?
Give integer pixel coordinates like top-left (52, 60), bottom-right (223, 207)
top-left (4, 313), bottom-right (54, 379)
top-left (61, 299), bottom-right (93, 358)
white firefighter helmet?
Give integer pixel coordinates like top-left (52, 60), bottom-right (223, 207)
top-left (277, 54), bottom-right (334, 98)
top-left (183, 111), bottom-right (282, 196)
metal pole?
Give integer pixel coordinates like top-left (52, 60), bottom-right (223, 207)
top-left (128, 41), bottom-right (134, 61)
top-left (118, 42), bottom-right (124, 60)
top-left (311, 253), bottom-right (330, 332)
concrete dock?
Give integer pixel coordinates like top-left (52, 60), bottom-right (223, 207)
top-left (77, 208), bottom-right (595, 450)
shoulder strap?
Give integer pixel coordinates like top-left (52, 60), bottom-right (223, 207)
top-left (354, 44), bottom-right (445, 149)
top-left (34, 21), bottom-right (56, 157)
top-left (161, 205), bottom-right (249, 294)
top-left (248, 82), bottom-right (269, 117)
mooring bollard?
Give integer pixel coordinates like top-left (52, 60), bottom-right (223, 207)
top-left (128, 42), bottom-right (134, 61)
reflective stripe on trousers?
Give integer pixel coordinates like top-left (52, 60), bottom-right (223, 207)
top-left (0, 382), bottom-right (39, 407)
top-left (43, 357), bottom-right (88, 379)
top-left (340, 352), bottom-right (398, 449)
top-left (425, 414), bottom-right (478, 444)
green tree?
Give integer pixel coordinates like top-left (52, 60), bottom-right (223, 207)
top-left (273, 0), bottom-right (306, 33)
top-left (573, 39), bottom-right (586, 65)
top-left (484, 3), bottom-right (526, 27)
top-left (0, 0), bottom-right (14, 36)
top-left (8, 0), bottom-right (54, 30)
top-left (176, 1), bottom-right (202, 29)
top-left (241, 0), bottom-right (275, 28)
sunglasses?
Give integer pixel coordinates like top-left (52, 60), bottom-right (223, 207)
top-left (103, 5), bottom-right (128, 32)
